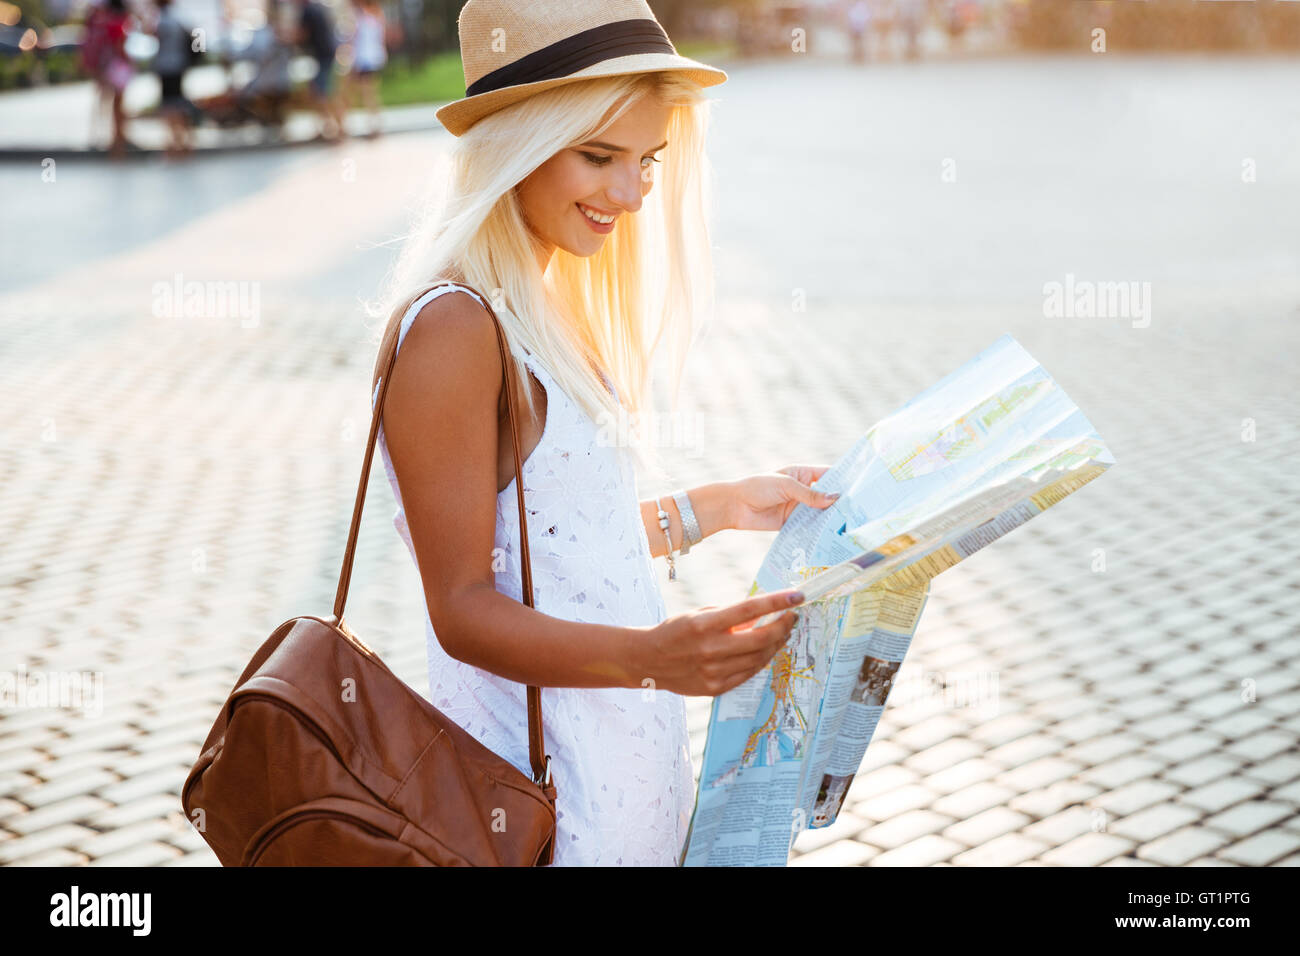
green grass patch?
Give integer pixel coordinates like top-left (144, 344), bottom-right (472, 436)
top-left (378, 51), bottom-right (466, 107)
top-left (376, 40), bottom-right (737, 108)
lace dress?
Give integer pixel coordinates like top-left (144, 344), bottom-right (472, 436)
top-left (371, 283), bottom-right (693, 866)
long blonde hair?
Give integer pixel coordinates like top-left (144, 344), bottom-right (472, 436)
top-left (365, 70), bottom-right (717, 482)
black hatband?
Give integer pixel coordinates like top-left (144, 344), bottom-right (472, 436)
top-left (465, 18), bottom-right (676, 98)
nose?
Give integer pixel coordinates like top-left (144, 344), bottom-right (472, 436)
top-left (606, 162), bottom-right (645, 214)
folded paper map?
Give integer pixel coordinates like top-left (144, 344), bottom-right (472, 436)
top-left (680, 333), bottom-right (1116, 866)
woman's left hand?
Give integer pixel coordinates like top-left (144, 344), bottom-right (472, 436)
top-left (730, 464), bottom-right (839, 532)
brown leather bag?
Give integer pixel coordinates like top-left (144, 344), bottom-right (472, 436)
top-left (182, 280), bottom-right (558, 866)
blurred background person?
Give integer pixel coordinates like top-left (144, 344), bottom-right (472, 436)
top-left (343, 0), bottom-right (386, 138)
top-left (151, 0), bottom-right (196, 157)
top-left (295, 0), bottom-right (346, 140)
top-left (847, 0), bottom-right (871, 64)
top-left (81, 0), bottom-right (135, 157)
top-left (898, 0), bottom-right (924, 59)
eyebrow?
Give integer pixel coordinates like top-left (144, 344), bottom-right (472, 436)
top-left (580, 140), bottom-right (668, 154)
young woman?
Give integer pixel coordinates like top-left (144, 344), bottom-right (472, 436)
top-left (366, 0), bottom-right (837, 866)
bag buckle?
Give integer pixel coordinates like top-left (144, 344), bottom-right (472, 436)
top-left (534, 754), bottom-right (552, 786)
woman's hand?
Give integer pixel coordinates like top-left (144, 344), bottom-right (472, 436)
top-left (635, 588), bottom-right (808, 697)
top-left (729, 464), bottom-right (838, 532)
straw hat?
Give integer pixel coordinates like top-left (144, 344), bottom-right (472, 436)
top-left (435, 0), bottom-right (727, 136)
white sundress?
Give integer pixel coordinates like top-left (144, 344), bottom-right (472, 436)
top-left (371, 283), bottom-right (694, 866)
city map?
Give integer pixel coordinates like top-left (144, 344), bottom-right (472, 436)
top-left (680, 334), bottom-right (1115, 866)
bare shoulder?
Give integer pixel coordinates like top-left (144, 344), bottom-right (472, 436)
top-left (386, 288), bottom-right (502, 416)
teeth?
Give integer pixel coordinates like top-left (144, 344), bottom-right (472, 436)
top-left (579, 204), bottom-right (615, 225)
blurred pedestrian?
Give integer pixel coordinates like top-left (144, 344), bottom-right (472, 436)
top-left (82, 0), bottom-right (135, 157)
top-left (294, 0), bottom-right (347, 141)
top-left (847, 0), bottom-right (871, 64)
top-left (899, 0), bottom-right (924, 60)
top-left (151, 0), bottom-right (196, 157)
top-left (344, 0), bottom-right (386, 138)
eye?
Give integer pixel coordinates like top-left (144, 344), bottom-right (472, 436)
top-left (641, 153), bottom-right (662, 168)
top-left (580, 152), bottom-right (612, 167)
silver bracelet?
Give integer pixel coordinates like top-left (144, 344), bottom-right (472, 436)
top-left (670, 489), bottom-right (702, 555)
top-left (654, 497), bottom-right (677, 581)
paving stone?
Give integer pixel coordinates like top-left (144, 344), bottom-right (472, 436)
top-left (1241, 754), bottom-right (1300, 787)
top-left (944, 807), bottom-right (1031, 847)
top-left (86, 842), bottom-right (184, 867)
top-left (984, 734), bottom-right (1064, 768)
top-left (967, 712), bottom-right (1040, 749)
top-left (1226, 731), bottom-right (1294, 763)
top-left (0, 824), bottom-right (99, 865)
top-left (1128, 712), bottom-right (1200, 742)
top-left (952, 832), bottom-right (1051, 867)
top-left (1024, 806), bottom-right (1101, 847)
top-left (923, 758), bottom-right (1003, 795)
top-left (1109, 693), bottom-right (1180, 722)
top-left (3, 795), bottom-right (113, 836)
top-left (844, 764), bottom-right (920, 804)
top-left (789, 839), bottom-right (877, 867)
top-left (1216, 830), bottom-right (1300, 866)
top-left (1081, 755), bottom-right (1168, 790)
top-left (1092, 779), bottom-right (1183, 817)
top-left (1213, 708), bottom-right (1283, 740)
top-left (1009, 780), bottom-right (1102, 819)
top-left (1040, 832), bottom-right (1137, 867)
top-left (870, 834), bottom-right (964, 867)
top-left (1187, 694), bottom-right (1250, 721)
top-left (1204, 801), bottom-right (1295, 838)
top-left (1144, 732), bottom-right (1227, 765)
top-left (162, 849), bottom-right (221, 866)
top-left (931, 782), bottom-right (1017, 820)
top-left (857, 739), bottom-right (911, 773)
top-left (1044, 713), bottom-right (1124, 745)
top-left (95, 767), bottom-right (186, 805)
top-left (891, 715), bottom-right (971, 753)
top-left (1161, 753), bottom-right (1248, 789)
top-left (1177, 777), bottom-right (1268, 815)
top-left (1137, 826), bottom-right (1233, 865)
top-left (19, 769), bottom-right (120, 808)
top-left (1062, 734), bottom-right (1144, 767)
top-left (7, 847), bottom-right (91, 866)
top-left (903, 738), bottom-right (984, 776)
top-left (858, 810), bottom-right (956, 851)
top-left (851, 785), bottom-right (937, 823)
top-left (0, 749), bottom-right (51, 776)
top-left (791, 811), bottom-right (869, 853)
top-left (996, 757), bottom-right (1083, 792)
top-left (1108, 803), bottom-right (1204, 843)
top-left (84, 793), bottom-right (182, 830)
top-left (70, 819), bottom-right (178, 859)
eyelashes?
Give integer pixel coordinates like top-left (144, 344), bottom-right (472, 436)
top-left (580, 151), bottom-right (662, 168)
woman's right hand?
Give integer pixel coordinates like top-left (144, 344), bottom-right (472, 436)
top-left (636, 588), bottom-right (807, 697)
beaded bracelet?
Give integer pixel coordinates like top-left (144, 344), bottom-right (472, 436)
top-left (654, 497), bottom-right (677, 581)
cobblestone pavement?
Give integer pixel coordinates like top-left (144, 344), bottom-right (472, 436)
top-left (1, 54), bottom-right (1297, 866)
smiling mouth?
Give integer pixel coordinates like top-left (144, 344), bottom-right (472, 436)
top-left (576, 202), bottom-right (618, 225)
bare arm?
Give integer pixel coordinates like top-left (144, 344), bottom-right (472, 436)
top-left (383, 292), bottom-right (644, 689)
top-left (382, 291), bottom-right (806, 696)
top-left (640, 482), bottom-right (734, 558)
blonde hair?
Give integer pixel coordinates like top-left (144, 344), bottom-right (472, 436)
top-left (365, 70), bottom-right (717, 484)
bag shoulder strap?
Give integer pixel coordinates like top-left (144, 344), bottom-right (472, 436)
top-left (333, 279), bottom-right (551, 786)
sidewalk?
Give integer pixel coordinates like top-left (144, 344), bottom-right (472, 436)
top-left (0, 62), bottom-right (446, 159)
top-left (0, 22), bottom-right (1013, 159)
